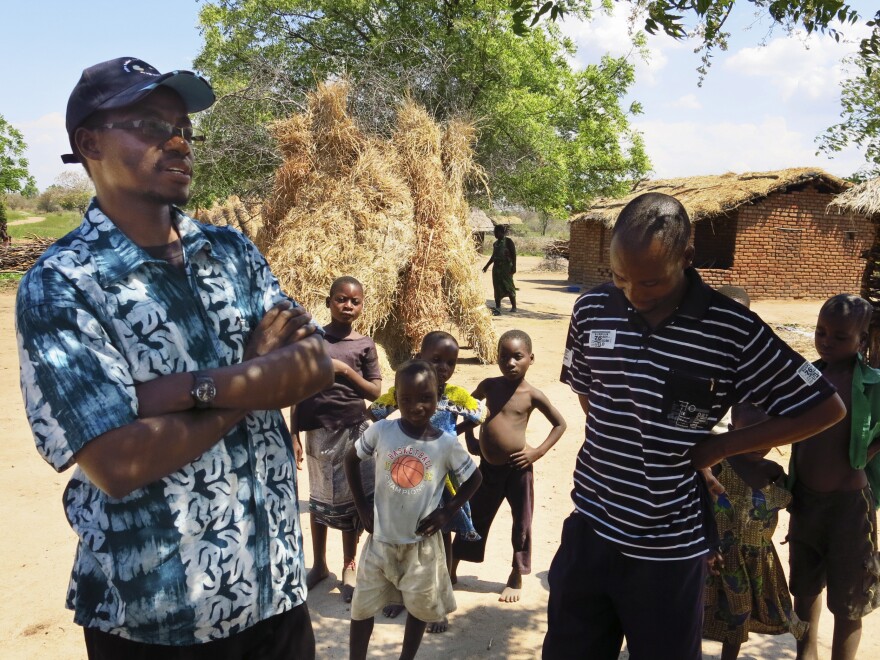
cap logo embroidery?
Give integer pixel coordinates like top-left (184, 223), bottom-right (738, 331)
top-left (123, 58), bottom-right (159, 76)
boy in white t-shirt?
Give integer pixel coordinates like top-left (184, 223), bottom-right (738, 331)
top-left (344, 360), bottom-right (482, 660)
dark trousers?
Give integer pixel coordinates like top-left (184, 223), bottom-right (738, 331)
top-left (542, 514), bottom-right (706, 660)
top-left (452, 460), bottom-right (533, 574)
top-left (84, 603), bottom-right (315, 660)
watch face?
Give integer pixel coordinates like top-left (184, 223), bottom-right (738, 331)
top-left (195, 380), bottom-right (216, 402)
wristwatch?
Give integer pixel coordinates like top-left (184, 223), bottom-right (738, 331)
top-left (191, 372), bottom-right (217, 409)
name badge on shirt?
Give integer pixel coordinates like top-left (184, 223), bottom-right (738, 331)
top-left (562, 348), bottom-right (573, 367)
top-left (797, 361), bottom-right (821, 386)
top-left (589, 329), bottom-right (616, 349)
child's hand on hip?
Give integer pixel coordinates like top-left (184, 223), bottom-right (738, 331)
top-left (416, 509), bottom-right (449, 537)
top-left (510, 445), bottom-right (541, 468)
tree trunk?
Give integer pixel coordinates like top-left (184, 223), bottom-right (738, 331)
top-left (860, 216), bottom-right (880, 367)
top-left (0, 198), bottom-right (9, 244)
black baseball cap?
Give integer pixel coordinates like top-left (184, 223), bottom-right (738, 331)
top-left (61, 57), bottom-right (216, 164)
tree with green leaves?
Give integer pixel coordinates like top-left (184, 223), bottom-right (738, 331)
top-left (0, 114), bottom-right (37, 243)
top-left (817, 11), bottom-right (880, 179)
top-left (817, 54), bottom-right (880, 179)
top-left (511, 2), bottom-right (877, 79)
top-left (53, 171), bottom-right (95, 216)
top-left (193, 0), bottom-right (649, 216)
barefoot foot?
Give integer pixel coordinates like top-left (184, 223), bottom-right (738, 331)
top-left (427, 617), bottom-right (449, 633)
top-left (383, 603), bottom-right (405, 618)
top-left (306, 564), bottom-right (330, 590)
top-left (341, 561), bottom-right (356, 603)
top-left (499, 569), bottom-right (522, 603)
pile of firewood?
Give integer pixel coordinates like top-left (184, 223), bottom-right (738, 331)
top-left (0, 237), bottom-right (54, 273)
top-left (544, 239), bottom-right (569, 260)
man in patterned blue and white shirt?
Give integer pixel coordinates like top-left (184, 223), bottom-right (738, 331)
top-left (16, 57), bottom-right (333, 659)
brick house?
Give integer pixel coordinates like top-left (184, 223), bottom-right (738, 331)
top-left (830, 177), bottom-right (880, 364)
top-left (568, 168), bottom-right (872, 299)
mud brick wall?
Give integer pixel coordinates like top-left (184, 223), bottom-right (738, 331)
top-left (568, 184), bottom-right (873, 299)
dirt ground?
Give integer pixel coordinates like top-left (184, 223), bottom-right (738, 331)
top-left (1, 256), bottom-right (878, 659)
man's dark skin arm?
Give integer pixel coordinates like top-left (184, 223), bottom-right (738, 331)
top-left (76, 304), bottom-right (333, 498)
top-left (689, 394), bottom-right (846, 469)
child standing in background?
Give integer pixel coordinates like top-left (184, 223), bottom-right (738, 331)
top-left (703, 403), bottom-right (807, 659)
top-left (345, 360), bottom-right (482, 660)
top-left (292, 276), bottom-right (382, 602)
top-left (453, 329), bottom-right (566, 603)
top-left (369, 331), bottom-right (486, 632)
top-left (787, 294), bottom-right (880, 660)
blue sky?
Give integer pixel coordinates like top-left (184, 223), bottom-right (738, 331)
top-left (1, 1), bottom-right (874, 191)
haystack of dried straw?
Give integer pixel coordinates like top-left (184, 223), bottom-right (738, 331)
top-left (193, 195), bottom-right (263, 242)
top-left (231, 81), bottom-right (496, 364)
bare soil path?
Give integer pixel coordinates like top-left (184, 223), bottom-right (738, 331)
top-left (7, 217), bottom-right (46, 226)
top-left (1, 257), bottom-right (877, 658)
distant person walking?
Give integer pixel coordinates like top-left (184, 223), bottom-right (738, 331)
top-left (483, 224), bottom-right (517, 315)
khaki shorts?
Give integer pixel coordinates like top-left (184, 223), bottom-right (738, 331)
top-left (350, 533), bottom-right (456, 623)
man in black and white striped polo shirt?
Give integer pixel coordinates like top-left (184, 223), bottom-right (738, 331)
top-left (543, 193), bottom-right (845, 660)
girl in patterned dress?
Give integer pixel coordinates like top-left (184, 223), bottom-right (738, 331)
top-left (703, 403), bottom-right (807, 659)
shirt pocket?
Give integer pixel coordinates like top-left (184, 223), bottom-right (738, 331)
top-left (664, 369), bottom-right (716, 430)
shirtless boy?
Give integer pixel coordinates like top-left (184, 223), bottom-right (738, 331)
top-left (452, 329), bottom-right (566, 602)
top-left (788, 294), bottom-right (880, 660)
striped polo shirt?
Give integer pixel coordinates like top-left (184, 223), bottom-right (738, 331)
top-left (560, 269), bottom-right (835, 561)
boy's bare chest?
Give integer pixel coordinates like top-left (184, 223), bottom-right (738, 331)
top-left (823, 369), bottom-right (853, 408)
top-left (796, 367), bottom-right (863, 490)
top-left (486, 390), bottom-right (532, 421)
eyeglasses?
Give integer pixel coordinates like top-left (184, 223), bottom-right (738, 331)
top-left (94, 119), bottom-right (206, 144)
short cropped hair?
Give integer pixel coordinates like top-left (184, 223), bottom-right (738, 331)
top-left (329, 276), bottom-right (363, 296)
top-left (499, 329), bottom-right (532, 353)
top-left (717, 285), bottom-right (751, 309)
top-left (420, 331), bottom-right (458, 353)
top-left (819, 294), bottom-right (874, 333)
top-left (395, 359), bottom-right (439, 391)
top-left (612, 192), bottom-right (691, 255)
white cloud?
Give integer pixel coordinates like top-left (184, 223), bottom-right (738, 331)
top-left (13, 113), bottom-right (72, 191)
top-left (633, 115), bottom-right (866, 179)
top-left (724, 26), bottom-right (868, 101)
top-left (666, 93), bottom-right (702, 110)
top-left (560, 8), bottom-right (674, 85)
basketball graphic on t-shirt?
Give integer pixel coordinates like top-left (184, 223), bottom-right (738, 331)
top-left (391, 455), bottom-right (424, 488)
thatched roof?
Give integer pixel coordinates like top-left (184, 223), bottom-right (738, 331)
top-left (469, 208), bottom-right (495, 232)
top-left (571, 168), bottom-right (851, 226)
top-left (829, 177), bottom-right (880, 217)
